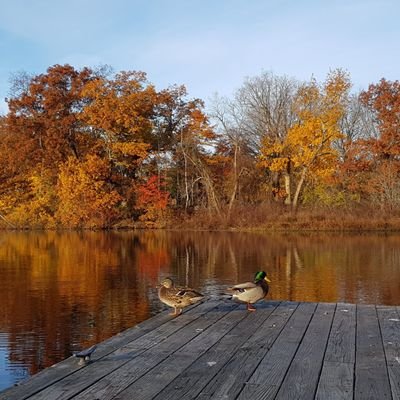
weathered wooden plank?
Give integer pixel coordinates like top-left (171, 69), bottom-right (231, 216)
top-left (324, 303), bottom-right (356, 364)
top-left (354, 304), bottom-right (392, 400)
top-left (377, 305), bottom-right (400, 399)
top-left (0, 307), bottom-right (182, 400)
top-left (236, 302), bottom-right (317, 400)
top-left (111, 303), bottom-right (253, 400)
top-left (1, 301), bottom-right (397, 400)
top-left (387, 363), bottom-right (400, 400)
top-left (152, 301), bottom-right (283, 400)
top-left (75, 301), bottom-right (242, 400)
top-left (14, 300), bottom-right (222, 400)
top-left (315, 303), bottom-right (356, 400)
top-left (315, 361), bottom-right (354, 400)
top-left (273, 303), bottom-right (335, 400)
top-left (196, 302), bottom-right (298, 400)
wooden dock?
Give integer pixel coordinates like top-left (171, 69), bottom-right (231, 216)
top-left (1, 299), bottom-right (399, 400)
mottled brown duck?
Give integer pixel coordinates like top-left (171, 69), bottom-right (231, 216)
top-left (158, 277), bottom-right (204, 316)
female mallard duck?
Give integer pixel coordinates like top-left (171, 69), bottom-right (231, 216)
top-left (228, 271), bottom-right (271, 311)
top-left (158, 277), bottom-right (204, 316)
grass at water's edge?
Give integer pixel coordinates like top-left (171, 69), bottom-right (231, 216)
top-left (1, 205), bottom-right (399, 232)
top-left (165, 206), bottom-right (399, 232)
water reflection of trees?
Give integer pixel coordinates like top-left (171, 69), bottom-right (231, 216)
top-left (1, 231), bottom-right (400, 379)
top-left (0, 231), bottom-right (167, 376)
top-left (152, 231), bottom-right (400, 306)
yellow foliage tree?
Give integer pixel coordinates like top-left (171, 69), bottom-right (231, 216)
top-left (1, 169), bottom-right (57, 228)
top-left (259, 70), bottom-right (350, 209)
top-left (56, 155), bottom-right (122, 228)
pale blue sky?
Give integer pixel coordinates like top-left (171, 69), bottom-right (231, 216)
top-left (0, 0), bottom-right (399, 114)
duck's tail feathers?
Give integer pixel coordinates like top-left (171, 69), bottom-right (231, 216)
top-left (206, 293), bottom-right (233, 301)
top-left (189, 296), bottom-right (204, 304)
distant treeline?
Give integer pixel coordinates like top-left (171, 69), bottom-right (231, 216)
top-left (0, 64), bottom-right (399, 229)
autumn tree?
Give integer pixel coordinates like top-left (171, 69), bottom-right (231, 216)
top-left (153, 86), bottom-right (219, 215)
top-left (136, 175), bottom-right (170, 226)
top-left (213, 73), bottom-right (298, 204)
top-left (360, 79), bottom-right (400, 209)
top-left (0, 66), bottom-right (159, 227)
top-left (0, 65), bottom-right (99, 226)
top-left (259, 69), bottom-right (351, 210)
top-left (333, 93), bottom-right (378, 205)
top-left (79, 72), bottom-right (218, 221)
top-left (176, 106), bottom-right (220, 215)
top-left (56, 155), bottom-right (122, 228)
top-left (78, 71), bottom-right (159, 219)
top-left (337, 92), bottom-right (378, 160)
top-left (79, 71), bottom-right (154, 171)
top-left (7, 64), bottom-right (97, 165)
top-left (152, 85), bottom-right (198, 211)
top-left (0, 117), bottom-right (18, 227)
top-left (361, 79), bottom-right (400, 158)
top-left (210, 96), bottom-right (259, 218)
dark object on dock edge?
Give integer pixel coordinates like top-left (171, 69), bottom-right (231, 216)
top-left (73, 345), bottom-right (97, 365)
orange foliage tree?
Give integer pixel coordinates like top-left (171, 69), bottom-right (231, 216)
top-left (360, 79), bottom-right (400, 209)
top-left (6, 65), bottom-right (96, 166)
top-left (1, 65), bottom-right (98, 226)
top-left (79, 71), bottom-right (156, 163)
top-left (79, 71), bottom-right (159, 220)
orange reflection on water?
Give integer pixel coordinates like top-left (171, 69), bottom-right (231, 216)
top-left (0, 231), bottom-right (170, 380)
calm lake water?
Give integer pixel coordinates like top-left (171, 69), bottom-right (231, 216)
top-left (1, 230), bottom-right (400, 391)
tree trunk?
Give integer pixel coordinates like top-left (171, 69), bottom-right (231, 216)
top-left (0, 213), bottom-right (16, 228)
top-left (292, 167), bottom-right (307, 210)
top-left (227, 143), bottom-right (239, 219)
top-left (203, 173), bottom-right (222, 217)
top-left (180, 132), bottom-right (190, 211)
top-left (271, 171), bottom-right (281, 201)
top-left (186, 152), bottom-right (222, 217)
top-left (284, 173), bottom-right (291, 205)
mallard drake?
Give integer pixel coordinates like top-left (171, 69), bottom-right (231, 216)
top-left (158, 277), bottom-right (204, 316)
top-left (228, 271), bottom-right (271, 311)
